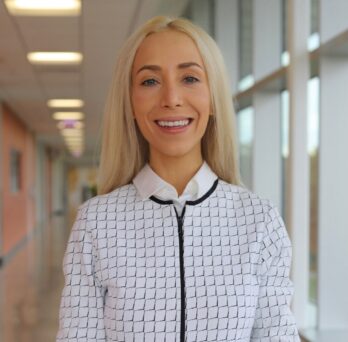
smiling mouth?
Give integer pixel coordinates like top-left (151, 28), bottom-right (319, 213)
top-left (155, 118), bottom-right (193, 128)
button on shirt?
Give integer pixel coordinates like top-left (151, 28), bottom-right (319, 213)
top-left (132, 161), bottom-right (218, 215)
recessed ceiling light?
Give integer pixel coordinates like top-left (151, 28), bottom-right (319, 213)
top-left (48, 99), bottom-right (84, 108)
top-left (63, 133), bottom-right (84, 140)
top-left (28, 52), bottom-right (82, 65)
top-left (53, 112), bottom-right (84, 120)
top-left (61, 129), bottom-right (84, 137)
top-left (57, 121), bottom-right (84, 130)
top-left (5, 0), bottom-right (81, 16)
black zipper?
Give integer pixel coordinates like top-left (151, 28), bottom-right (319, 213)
top-left (174, 206), bottom-right (186, 342)
top-left (148, 178), bottom-right (219, 341)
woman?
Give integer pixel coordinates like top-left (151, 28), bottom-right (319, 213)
top-left (57, 16), bottom-right (300, 342)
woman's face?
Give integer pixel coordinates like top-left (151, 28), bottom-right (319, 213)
top-left (131, 30), bottom-right (211, 163)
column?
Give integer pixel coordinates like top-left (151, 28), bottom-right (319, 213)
top-left (253, 93), bottom-right (281, 209)
top-left (318, 55), bottom-right (348, 332)
top-left (318, 1), bottom-right (348, 332)
top-left (214, 0), bottom-right (239, 93)
top-left (252, 0), bottom-right (282, 210)
top-left (286, 0), bottom-right (310, 328)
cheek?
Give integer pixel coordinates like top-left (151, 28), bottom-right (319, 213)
top-left (131, 90), bottom-right (140, 113)
top-left (132, 88), bottom-right (155, 115)
top-left (194, 91), bottom-right (211, 117)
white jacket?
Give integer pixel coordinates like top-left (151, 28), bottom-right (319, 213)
top-left (57, 179), bottom-right (300, 341)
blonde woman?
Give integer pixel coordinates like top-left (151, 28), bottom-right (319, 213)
top-left (57, 16), bottom-right (300, 342)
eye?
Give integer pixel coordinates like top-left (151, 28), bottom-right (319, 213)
top-left (141, 78), bottom-right (158, 86)
top-left (184, 76), bottom-right (199, 84)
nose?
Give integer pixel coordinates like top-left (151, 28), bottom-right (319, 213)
top-left (160, 80), bottom-right (183, 109)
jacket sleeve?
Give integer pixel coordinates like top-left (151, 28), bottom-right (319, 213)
top-left (250, 205), bottom-right (300, 342)
top-left (56, 205), bottom-right (106, 341)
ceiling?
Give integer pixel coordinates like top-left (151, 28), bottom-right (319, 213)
top-left (0, 0), bottom-right (190, 163)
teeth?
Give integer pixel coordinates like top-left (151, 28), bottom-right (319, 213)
top-left (157, 119), bottom-right (190, 127)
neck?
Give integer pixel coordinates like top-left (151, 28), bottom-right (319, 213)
top-left (149, 151), bottom-right (203, 196)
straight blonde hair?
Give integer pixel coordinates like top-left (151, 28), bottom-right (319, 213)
top-left (98, 16), bottom-right (242, 195)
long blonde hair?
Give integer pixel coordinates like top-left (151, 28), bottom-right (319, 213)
top-left (98, 16), bottom-right (241, 195)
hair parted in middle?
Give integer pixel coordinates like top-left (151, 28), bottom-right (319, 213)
top-left (98, 15), bottom-right (242, 195)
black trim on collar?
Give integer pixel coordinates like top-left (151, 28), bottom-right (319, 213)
top-left (149, 178), bottom-right (219, 206)
top-left (149, 196), bottom-right (173, 205)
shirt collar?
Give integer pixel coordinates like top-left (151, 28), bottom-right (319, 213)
top-left (133, 161), bottom-right (218, 202)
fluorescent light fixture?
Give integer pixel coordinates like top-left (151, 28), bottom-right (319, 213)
top-left (53, 112), bottom-right (84, 120)
top-left (64, 137), bottom-right (84, 143)
top-left (28, 52), bottom-right (82, 65)
top-left (5, 0), bottom-right (80, 16)
top-left (64, 136), bottom-right (84, 141)
top-left (57, 121), bottom-right (84, 130)
top-left (65, 139), bottom-right (83, 145)
top-left (61, 130), bottom-right (83, 138)
top-left (48, 99), bottom-right (84, 108)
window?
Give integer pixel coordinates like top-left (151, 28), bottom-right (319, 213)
top-left (308, 77), bottom-right (320, 327)
top-left (281, 89), bottom-right (289, 217)
top-left (237, 106), bottom-right (254, 189)
top-left (10, 149), bottom-right (21, 193)
top-left (238, 0), bottom-right (254, 90)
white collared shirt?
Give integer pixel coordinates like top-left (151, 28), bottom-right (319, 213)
top-left (133, 161), bottom-right (218, 215)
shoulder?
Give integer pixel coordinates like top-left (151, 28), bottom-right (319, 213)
top-left (217, 180), bottom-right (291, 259)
top-left (216, 179), bottom-right (286, 239)
top-left (76, 183), bottom-right (139, 219)
top-left (217, 179), bottom-right (275, 214)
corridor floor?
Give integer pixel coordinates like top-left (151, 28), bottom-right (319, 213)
top-left (0, 217), bottom-right (71, 342)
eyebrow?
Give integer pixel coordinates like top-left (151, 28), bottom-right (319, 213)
top-left (136, 62), bottom-right (203, 74)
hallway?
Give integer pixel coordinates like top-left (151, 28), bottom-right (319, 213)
top-left (1, 0), bottom-right (348, 340)
top-left (0, 217), bottom-right (71, 342)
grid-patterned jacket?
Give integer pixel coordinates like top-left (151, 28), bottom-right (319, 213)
top-left (57, 179), bottom-right (300, 341)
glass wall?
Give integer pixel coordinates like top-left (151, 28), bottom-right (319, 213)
top-left (280, 89), bottom-right (289, 217)
top-left (238, 0), bottom-right (254, 90)
top-left (307, 77), bottom-right (320, 327)
top-left (237, 107), bottom-right (254, 189)
top-left (185, 0), bottom-right (348, 337)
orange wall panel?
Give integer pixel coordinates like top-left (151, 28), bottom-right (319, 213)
top-left (2, 105), bottom-right (36, 255)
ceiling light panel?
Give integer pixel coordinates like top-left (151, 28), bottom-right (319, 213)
top-left (53, 112), bottom-right (84, 120)
top-left (57, 121), bottom-right (84, 129)
top-left (48, 99), bottom-right (84, 108)
top-left (28, 52), bottom-right (82, 65)
top-left (61, 129), bottom-right (84, 136)
top-left (5, 0), bottom-right (81, 16)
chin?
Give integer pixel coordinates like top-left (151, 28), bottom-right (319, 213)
top-left (155, 145), bottom-right (199, 159)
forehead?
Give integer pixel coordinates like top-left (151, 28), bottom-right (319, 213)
top-left (132, 30), bottom-right (204, 69)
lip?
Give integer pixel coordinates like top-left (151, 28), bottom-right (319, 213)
top-left (154, 116), bottom-right (193, 134)
top-left (154, 116), bottom-right (193, 122)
